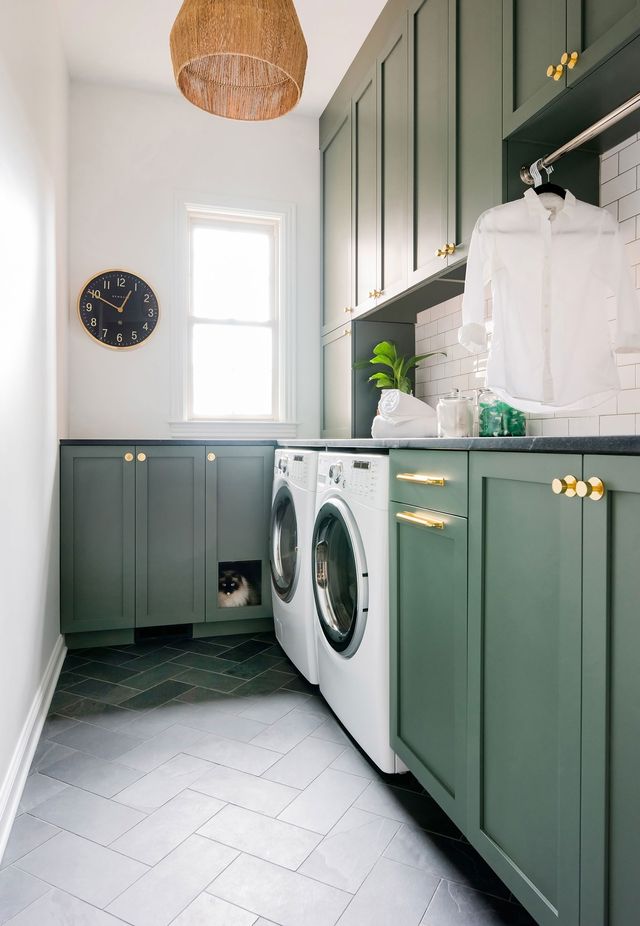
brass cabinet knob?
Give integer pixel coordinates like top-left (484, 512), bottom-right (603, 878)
top-left (124, 452), bottom-right (134, 463)
top-left (137, 452), bottom-right (147, 463)
top-left (343, 327), bottom-right (351, 336)
top-left (561, 51), bottom-right (579, 68)
top-left (207, 452), bottom-right (216, 462)
top-left (547, 64), bottom-right (555, 77)
top-left (435, 246), bottom-right (447, 258)
top-left (374, 289), bottom-right (383, 298)
top-left (547, 63), bottom-right (564, 80)
top-left (576, 477), bottom-right (605, 501)
top-left (344, 306), bottom-right (353, 314)
top-left (552, 474), bottom-right (578, 497)
top-left (368, 290), bottom-right (375, 299)
top-left (445, 243), bottom-right (457, 256)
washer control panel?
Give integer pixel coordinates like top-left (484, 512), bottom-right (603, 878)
top-left (275, 450), bottom-right (318, 491)
top-left (317, 453), bottom-right (389, 508)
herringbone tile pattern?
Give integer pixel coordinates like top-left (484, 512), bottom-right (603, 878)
top-left (0, 632), bottom-right (536, 925)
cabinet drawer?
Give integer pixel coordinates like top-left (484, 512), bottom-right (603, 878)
top-left (390, 450), bottom-right (468, 516)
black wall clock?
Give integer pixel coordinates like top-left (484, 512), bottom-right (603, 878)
top-left (78, 270), bottom-right (159, 349)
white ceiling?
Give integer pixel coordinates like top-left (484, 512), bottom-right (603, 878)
top-left (53, 0), bottom-right (387, 117)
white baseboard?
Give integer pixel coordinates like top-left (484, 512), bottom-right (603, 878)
top-left (0, 634), bottom-right (67, 861)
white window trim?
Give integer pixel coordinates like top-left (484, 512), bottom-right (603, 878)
top-left (170, 191), bottom-right (298, 439)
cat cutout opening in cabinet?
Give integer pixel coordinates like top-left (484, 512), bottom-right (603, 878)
top-left (217, 561), bottom-right (262, 608)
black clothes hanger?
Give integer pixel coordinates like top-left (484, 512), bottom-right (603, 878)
top-left (531, 161), bottom-right (566, 198)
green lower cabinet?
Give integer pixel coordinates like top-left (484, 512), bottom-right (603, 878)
top-left (135, 445), bottom-right (205, 627)
top-left (61, 445), bottom-right (136, 634)
top-left (390, 501), bottom-right (468, 830)
top-left (206, 445), bottom-right (274, 623)
top-left (467, 452), bottom-right (583, 926)
top-left (580, 455), bottom-right (640, 926)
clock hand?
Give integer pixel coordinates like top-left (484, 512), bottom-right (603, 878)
top-left (120, 290), bottom-right (132, 312)
top-left (94, 294), bottom-right (124, 312)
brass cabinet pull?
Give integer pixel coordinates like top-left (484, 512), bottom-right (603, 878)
top-left (396, 511), bottom-right (445, 530)
top-left (551, 475), bottom-right (578, 497)
top-left (560, 50), bottom-right (579, 69)
top-left (396, 472), bottom-right (446, 487)
top-left (547, 63), bottom-right (564, 80)
top-left (124, 452), bottom-right (134, 463)
top-left (576, 477), bottom-right (605, 501)
top-left (207, 452), bottom-right (216, 463)
top-left (137, 452), bottom-right (147, 463)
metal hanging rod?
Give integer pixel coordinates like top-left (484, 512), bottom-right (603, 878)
top-left (520, 90), bottom-right (640, 185)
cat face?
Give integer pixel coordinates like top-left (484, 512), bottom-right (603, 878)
top-left (219, 571), bottom-right (243, 597)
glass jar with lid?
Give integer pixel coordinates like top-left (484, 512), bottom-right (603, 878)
top-left (479, 390), bottom-right (526, 437)
top-left (437, 389), bottom-right (473, 438)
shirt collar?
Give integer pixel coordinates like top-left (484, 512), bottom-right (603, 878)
top-left (524, 187), bottom-right (576, 217)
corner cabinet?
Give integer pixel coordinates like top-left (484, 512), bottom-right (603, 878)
top-left (60, 443), bottom-right (274, 644)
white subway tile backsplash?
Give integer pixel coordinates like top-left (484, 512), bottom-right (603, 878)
top-left (568, 416), bottom-right (599, 436)
top-left (542, 418), bottom-right (570, 436)
top-left (600, 153), bottom-right (619, 184)
top-left (601, 134), bottom-right (639, 157)
top-left (599, 414), bottom-right (636, 435)
top-left (601, 167), bottom-right (637, 206)
top-left (618, 188), bottom-right (640, 221)
top-left (619, 139), bottom-right (640, 173)
top-left (617, 388), bottom-right (640, 414)
top-left (619, 216), bottom-right (637, 244)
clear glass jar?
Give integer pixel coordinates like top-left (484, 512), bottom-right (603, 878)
top-left (479, 390), bottom-right (526, 437)
top-left (437, 389), bottom-right (473, 438)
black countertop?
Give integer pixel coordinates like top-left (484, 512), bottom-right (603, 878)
top-left (59, 436), bottom-right (640, 453)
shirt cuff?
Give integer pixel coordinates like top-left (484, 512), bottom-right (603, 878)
top-left (614, 330), bottom-right (640, 353)
top-left (459, 322), bottom-right (487, 354)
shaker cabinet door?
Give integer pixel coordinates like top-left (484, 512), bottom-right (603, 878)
top-left (390, 502), bottom-right (468, 829)
top-left (566, 0), bottom-right (640, 86)
top-left (322, 112), bottom-right (352, 334)
top-left (135, 446), bottom-right (205, 627)
top-left (322, 325), bottom-right (353, 439)
top-left (60, 445), bottom-right (136, 634)
top-left (352, 69), bottom-right (378, 313)
top-left (580, 456), bottom-right (640, 926)
top-left (467, 452), bottom-right (583, 926)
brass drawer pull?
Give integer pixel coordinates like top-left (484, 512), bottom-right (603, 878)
top-left (576, 477), bottom-right (605, 501)
top-left (396, 511), bottom-right (445, 530)
top-left (396, 472), bottom-right (446, 487)
top-left (551, 475), bottom-right (578, 497)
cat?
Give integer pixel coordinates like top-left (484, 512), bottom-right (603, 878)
top-left (217, 570), bottom-right (259, 608)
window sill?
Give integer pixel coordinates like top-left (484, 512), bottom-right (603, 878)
top-left (169, 420), bottom-right (299, 439)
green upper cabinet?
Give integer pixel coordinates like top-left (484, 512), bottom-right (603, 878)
top-left (580, 456), bottom-right (640, 926)
top-left (135, 445), bottom-right (206, 628)
top-left (205, 445), bottom-right (274, 622)
top-left (504, 0), bottom-right (640, 136)
top-left (60, 445), bottom-right (136, 634)
top-left (322, 324), bottom-right (352, 438)
top-left (390, 498), bottom-right (468, 830)
top-left (353, 68), bottom-right (378, 315)
top-left (503, 0), bottom-right (567, 137)
top-left (467, 452), bottom-right (583, 926)
top-left (322, 110), bottom-right (352, 334)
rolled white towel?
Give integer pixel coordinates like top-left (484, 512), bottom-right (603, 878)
top-left (377, 390), bottom-right (437, 423)
top-left (371, 414), bottom-right (437, 438)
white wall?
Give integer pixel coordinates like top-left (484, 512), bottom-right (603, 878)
top-left (67, 82), bottom-right (321, 439)
top-left (0, 0), bottom-right (67, 811)
top-left (415, 135), bottom-right (640, 436)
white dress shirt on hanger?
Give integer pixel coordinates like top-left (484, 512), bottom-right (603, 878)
top-left (460, 188), bottom-right (640, 413)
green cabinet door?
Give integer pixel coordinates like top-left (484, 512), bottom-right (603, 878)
top-left (390, 501), bottom-right (468, 829)
top-left (566, 0), bottom-right (640, 87)
top-left (503, 0), bottom-right (568, 136)
top-left (467, 452), bottom-right (583, 926)
top-left (322, 111), bottom-right (352, 334)
top-left (61, 445), bottom-right (135, 634)
top-left (352, 68), bottom-right (378, 313)
top-left (135, 445), bottom-right (205, 627)
top-left (377, 20), bottom-right (408, 303)
top-left (322, 325), bottom-right (352, 439)
top-left (408, 0), bottom-right (450, 285)
top-left (580, 456), bottom-right (640, 926)
top-left (206, 445), bottom-right (274, 622)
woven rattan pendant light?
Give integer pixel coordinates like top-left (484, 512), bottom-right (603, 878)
top-left (170, 0), bottom-right (308, 121)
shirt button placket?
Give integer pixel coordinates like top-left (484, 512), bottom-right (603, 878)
top-left (541, 218), bottom-right (554, 404)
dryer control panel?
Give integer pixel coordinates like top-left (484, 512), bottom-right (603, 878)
top-left (275, 449), bottom-right (318, 491)
top-left (317, 453), bottom-right (389, 509)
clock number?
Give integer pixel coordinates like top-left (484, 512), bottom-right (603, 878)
top-left (117, 277), bottom-right (126, 287)
top-left (135, 282), bottom-right (138, 292)
top-left (117, 333), bottom-right (123, 344)
top-left (102, 329), bottom-right (108, 338)
top-left (90, 317), bottom-right (97, 327)
top-left (88, 289), bottom-right (100, 299)
top-left (131, 331), bottom-right (138, 341)
top-left (143, 323), bottom-right (149, 331)
top-left (103, 279), bottom-right (111, 289)
top-left (147, 309), bottom-right (154, 317)
top-left (85, 302), bottom-right (93, 312)
top-left (143, 293), bottom-right (150, 304)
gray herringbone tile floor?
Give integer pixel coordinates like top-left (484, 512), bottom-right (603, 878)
top-left (0, 632), bottom-right (536, 925)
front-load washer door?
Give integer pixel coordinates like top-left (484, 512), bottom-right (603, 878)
top-left (270, 485), bottom-right (299, 603)
top-left (312, 498), bottom-right (369, 657)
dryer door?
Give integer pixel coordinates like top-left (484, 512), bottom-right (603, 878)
top-left (312, 498), bottom-right (369, 657)
top-left (270, 485), bottom-right (299, 603)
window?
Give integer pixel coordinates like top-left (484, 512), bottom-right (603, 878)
top-left (172, 198), bottom-right (296, 438)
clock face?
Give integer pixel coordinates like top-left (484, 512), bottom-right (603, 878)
top-left (78, 270), bottom-right (159, 349)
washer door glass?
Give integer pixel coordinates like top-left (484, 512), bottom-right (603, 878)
top-left (313, 500), bottom-right (368, 655)
top-left (270, 486), bottom-right (298, 603)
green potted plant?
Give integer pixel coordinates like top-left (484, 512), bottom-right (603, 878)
top-left (353, 340), bottom-right (445, 394)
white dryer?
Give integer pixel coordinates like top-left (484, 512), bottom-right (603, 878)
top-left (312, 452), bottom-right (399, 773)
top-left (270, 449), bottom-right (319, 684)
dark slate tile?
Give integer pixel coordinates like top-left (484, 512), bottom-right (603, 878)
top-left (71, 647), bottom-right (142, 667)
top-left (69, 660), bottom-right (141, 684)
top-left (355, 781), bottom-right (461, 840)
top-left (259, 643), bottom-right (287, 658)
top-left (251, 631), bottom-right (278, 643)
top-left (202, 633), bottom-right (255, 649)
top-left (220, 653), bottom-right (289, 680)
top-left (64, 678), bottom-right (139, 706)
top-left (172, 667), bottom-right (245, 693)
top-left (40, 714), bottom-right (79, 740)
top-left (50, 722), bottom-right (143, 761)
top-left (61, 654), bottom-right (90, 672)
top-left (125, 662), bottom-right (187, 691)
top-left (175, 686), bottom-right (238, 708)
top-left (234, 670), bottom-right (296, 696)
top-left (120, 647), bottom-right (181, 671)
top-left (216, 640), bottom-right (274, 663)
top-left (57, 672), bottom-right (88, 691)
top-left (57, 698), bottom-right (136, 731)
top-left (48, 691), bottom-right (83, 715)
top-left (120, 680), bottom-right (194, 710)
top-left (421, 880), bottom-right (537, 925)
top-left (283, 675), bottom-right (317, 695)
top-left (166, 639), bottom-right (235, 658)
top-left (168, 651), bottom-right (240, 673)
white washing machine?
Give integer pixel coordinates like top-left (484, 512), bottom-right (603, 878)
top-left (312, 452), bottom-right (399, 773)
top-left (270, 449), bottom-right (319, 684)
